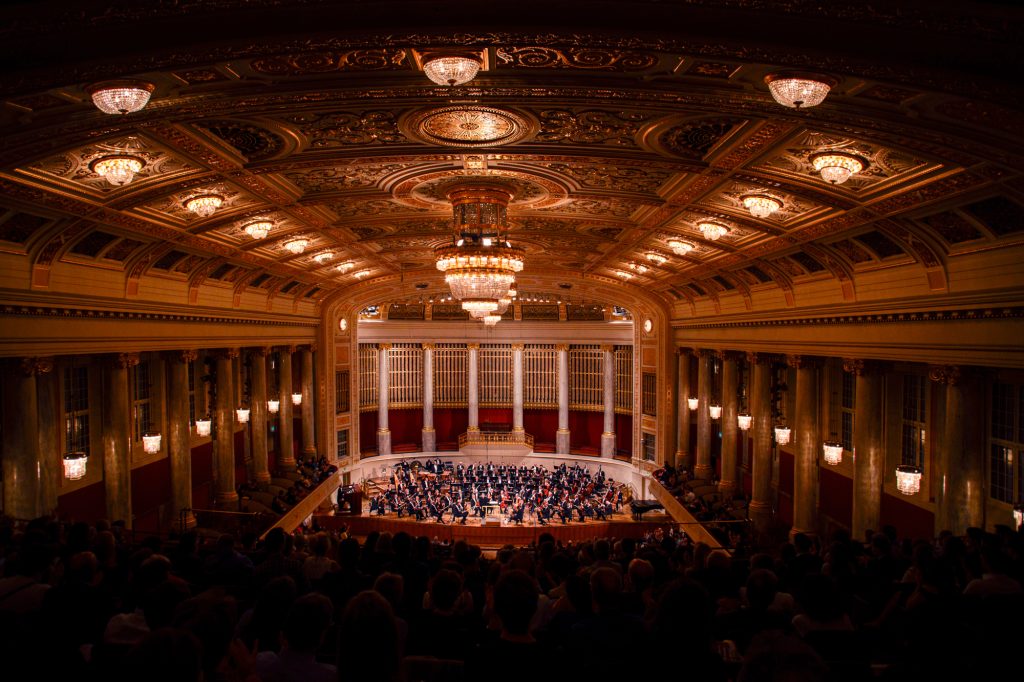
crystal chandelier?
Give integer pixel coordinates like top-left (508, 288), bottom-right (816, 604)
top-left (774, 424), bottom-right (791, 445)
top-left (63, 452), bottom-right (88, 480)
top-left (616, 270), bottom-right (633, 280)
top-left (87, 80), bottom-right (154, 114)
top-left (236, 408), bottom-right (250, 424)
top-left (195, 418), bottom-right (212, 437)
top-left (435, 182), bottom-right (525, 304)
top-left (737, 413), bottom-right (752, 430)
top-left (742, 194), bottom-right (782, 219)
top-left (284, 239), bottom-right (308, 255)
top-left (142, 431), bottom-right (162, 455)
top-left (482, 314), bottom-right (502, 326)
top-left (353, 269), bottom-right (370, 279)
top-left (185, 194), bottom-right (224, 218)
top-left (462, 298), bottom-right (499, 314)
top-left (668, 239), bottom-right (694, 256)
top-left (646, 252), bottom-right (668, 265)
top-left (687, 397), bottom-right (699, 411)
top-left (336, 261), bottom-right (355, 273)
top-left (822, 437), bottom-right (844, 465)
top-left (244, 220), bottom-right (273, 240)
top-left (764, 72), bottom-right (836, 109)
top-left (90, 154), bottom-right (145, 186)
top-left (423, 55), bottom-right (481, 86)
top-left (291, 392), bottom-right (302, 406)
top-left (895, 465), bottom-right (922, 495)
top-left (268, 399), bottom-right (280, 414)
top-left (313, 252), bottom-right (334, 264)
top-left (628, 262), bottom-right (648, 274)
top-left (709, 404), bottom-right (722, 420)
top-left (698, 222), bottom-right (729, 241)
top-left (810, 152), bottom-right (867, 185)
top-left (1013, 503), bottom-right (1024, 529)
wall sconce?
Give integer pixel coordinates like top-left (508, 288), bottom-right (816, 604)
top-left (63, 452), bottom-right (88, 480)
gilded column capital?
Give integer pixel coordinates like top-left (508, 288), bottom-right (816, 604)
top-left (747, 352), bottom-right (774, 365)
top-left (676, 346), bottom-right (691, 356)
top-left (422, 342), bottom-right (435, 351)
top-left (466, 343), bottom-right (479, 350)
top-left (928, 364), bottom-right (962, 385)
top-left (787, 354), bottom-right (821, 369)
top-left (511, 343), bottom-right (525, 351)
top-left (252, 346), bottom-right (272, 357)
top-left (555, 343), bottom-right (569, 352)
top-left (378, 342), bottom-right (392, 351)
top-left (696, 348), bottom-right (716, 358)
top-left (285, 344), bottom-right (298, 354)
top-left (307, 343), bottom-right (318, 354)
top-left (172, 349), bottom-right (198, 363)
top-left (111, 352), bottom-right (140, 370)
top-left (718, 350), bottom-right (744, 362)
top-left (842, 358), bottom-right (886, 376)
top-left (213, 347), bottom-right (240, 360)
top-left (19, 356), bottom-right (54, 376)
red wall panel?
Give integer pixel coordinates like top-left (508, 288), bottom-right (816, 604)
top-left (131, 456), bottom-right (171, 527)
top-left (819, 467), bottom-right (853, 530)
top-left (478, 407), bottom-right (512, 429)
top-left (569, 411), bottom-right (604, 450)
top-left (359, 411), bottom-right (378, 454)
top-left (56, 481), bottom-right (105, 523)
top-left (525, 409), bottom-right (558, 445)
top-left (778, 449), bottom-right (794, 496)
top-left (434, 408), bottom-right (468, 449)
top-left (389, 408), bottom-right (424, 450)
top-left (880, 493), bottom-right (935, 540)
top-left (615, 414), bottom-right (632, 456)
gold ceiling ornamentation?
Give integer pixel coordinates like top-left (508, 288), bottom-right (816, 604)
top-left (403, 106), bottom-right (534, 148)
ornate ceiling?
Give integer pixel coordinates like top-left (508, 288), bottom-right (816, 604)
top-left (0, 1), bottom-right (1021, 316)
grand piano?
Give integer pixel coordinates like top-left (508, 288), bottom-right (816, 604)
top-left (630, 499), bottom-right (664, 521)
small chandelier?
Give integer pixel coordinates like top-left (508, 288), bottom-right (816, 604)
top-left (353, 269), bottom-right (370, 278)
top-left (823, 438), bottom-right (844, 466)
top-left (742, 194), bottom-right (782, 219)
top-left (195, 418), bottom-right (212, 437)
top-left (709, 404), bottom-right (723, 420)
top-left (668, 239), bottom-right (694, 256)
top-left (236, 408), bottom-right (250, 424)
top-left (774, 424), bottom-right (791, 445)
top-left (469, 309), bottom-right (490, 319)
top-left (616, 270), bottom-right (633, 280)
top-left (462, 298), bottom-right (499, 314)
top-left (313, 252), bottom-right (334, 264)
top-left (810, 152), bottom-right (867, 185)
top-left (482, 314), bottom-right (502, 326)
top-left (687, 397), bottom-right (699, 411)
top-left (243, 220), bottom-right (273, 240)
top-left (628, 262), bottom-right (649, 274)
top-left (698, 222), bottom-right (729, 241)
top-left (435, 182), bottom-right (524, 303)
top-left (895, 464), bottom-right (922, 496)
top-left (268, 399), bottom-right (280, 414)
top-left (336, 261), bottom-right (355, 273)
top-left (423, 54), bottom-right (481, 86)
top-left (63, 452), bottom-right (88, 480)
top-left (87, 80), bottom-right (154, 115)
top-left (90, 154), bottom-right (145, 186)
top-left (283, 239), bottom-right (308, 255)
top-left (185, 194), bottom-right (224, 218)
top-left (737, 413), bottom-right (752, 430)
top-left (142, 431), bottom-right (162, 455)
top-left (291, 392), bottom-right (303, 406)
top-left (1013, 503), bottom-right (1024, 529)
top-left (764, 72), bottom-right (836, 109)
top-left (646, 252), bottom-right (668, 265)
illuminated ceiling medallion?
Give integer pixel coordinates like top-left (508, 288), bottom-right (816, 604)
top-left (646, 252), bottom-right (668, 265)
top-left (243, 220), bottom-right (272, 240)
top-left (668, 239), bottom-right (694, 256)
top-left (810, 151), bottom-right (867, 185)
top-left (615, 270), bottom-right (633, 280)
top-left (336, 261), bottom-right (355, 273)
top-left (628, 262), bottom-right (648, 274)
top-left (698, 222), bottom-right (729, 241)
top-left (423, 55), bottom-right (481, 86)
top-left (86, 80), bottom-right (154, 114)
top-left (283, 239), bottom-right (308, 254)
top-left (764, 72), bottom-right (836, 109)
top-left (184, 194), bottom-right (224, 218)
top-left (435, 182), bottom-right (524, 303)
top-left (313, 252), bottom-right (335, 264)
top-left (482, 314), bottom-right (502, 326)
top-left (90, 154), bottom-right (144, 186)
top-left (353, 269), bottom-right (370, 278)
top-left (742, 194), bottom-right (783, 219)
top-left (407, 105), bottom-right (531, 148)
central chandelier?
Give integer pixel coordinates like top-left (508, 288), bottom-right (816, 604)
top-left (423, 55), bottom-right (481, 86)
top-left (244, 220), bottom-right (273, 240)
top-left (709, 404), bottom-right (723, 420)
top-left (91, 154), bottom-right (145, 186)
top-left (283, 239), bottom-right (308, 255)
top-left (742, 194), bottom-right (782, 219)
top-left (435, 182), bottom-right (525, 306)
top-left (668, 239), bottom-right (694, 256)
top-left (810, 152), bottom-right (867, 185)
top-left (764, 72), bottom-right (836, 109)
top-left (698, 222), bottom-right (729, 241)
top-left (87, 80), bottom-right (154, 115)
top-left (185, 194), bottom-right (224, 218)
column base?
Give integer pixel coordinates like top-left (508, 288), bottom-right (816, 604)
top-left (601, 432), bottom-right (616, 457)
top-left (748, 500), bottom-right (772, 532)
top-left (421, 428), bottom-right (436, 453)
top-left (675, 451), bottom-right (691, 470)
top-left (255, 471), bottom-right (272, 484)
top-left (717, 479), bottom-right (737, 498)
top-left (377, 428), bottom-right (391, 457)
top-left (179, 510), bottom-right (197, 531)
top-left (694, 463), bottom-right (714, 480)
top-left (556, 429), bottom-right (571, 455)
top-left (788, 527), bottom-right (817, 542)
top-left (216, 491), bottom-right (239, 509)
top-left (279, 457), bottom-right (297, 471)
top-left (302, 446), bottom-right (317, 456)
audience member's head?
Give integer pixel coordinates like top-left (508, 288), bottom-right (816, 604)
top-left (282, 593), bottom-right (333, 653)
top-left (494, 569), bottom-right (538, 637)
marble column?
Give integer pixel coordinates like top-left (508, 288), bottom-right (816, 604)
top-left (167, 350), bottom-right (197, 529)
top-left (36, 361), bottom-right (60, 514)
top-left (676, 348), bottom-right (692, 469)
top-left (556, 344), bottom-right (571, 454)
top-left (847, 359), bottom-right (884, 541)
top-left (250, 348), bottom-right (271, 483)
top-left (377, 343), bottom-right (391, 456)
top-left (300, 345), bottom-right (316, 456)
top-left (103, 353), bottom-right (136, 526)
top-left (600, 344), bottom-right (616, 457)
top-left (695, 350), bottom-right (714, 480)
top-left (932, 365), bottom-right (985, 534)
top-left (214, 349), bottom-right (239, 508)
top-left (790, 355), bottom-right (821, 538)
top-left (512, 344), bottom-right (525, 434)
top-left (422, 343), bottom-right (435, 452)
top-left (1, 357), bottom-right (52, 520)
top-left (467, 343), bottom-right (479, 432)
top-left (719, 351), bottom-right (740, 497)
top-left (749, 353), bottom-right (774, 533)
top-left (277, 346), bottom-right (296, 470)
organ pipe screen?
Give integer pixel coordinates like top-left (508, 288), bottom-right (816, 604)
top-left (642, 372), bottom-right (657, 416)
top-left (479, 345), bottom-right (512, 407)
top-left (434, 344), bottom-right (468, 407)
top-left (388, 343), bottom-right (423, 408)
top-left (569, 345), bottom-right (603, 411)
top-left (358, 344), bottom-right (378, 411)
top-left (615, 346), bottom-right (633, 414)
top-left (524, 345), bottom-right (558, 408)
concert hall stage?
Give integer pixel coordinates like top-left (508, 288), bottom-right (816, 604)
top-left (314, 514), bottom-right (671, 547)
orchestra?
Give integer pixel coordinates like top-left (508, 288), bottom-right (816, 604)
top-left (366, 460), bottom-right (625, 526)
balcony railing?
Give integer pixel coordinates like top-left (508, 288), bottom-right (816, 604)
top-left (458, 430), bottom-right (535, 449)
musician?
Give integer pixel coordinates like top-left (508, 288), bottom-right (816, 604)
top-left (559, 498), bottom-right (573, 524)
top-left (510, 499), bottom-right (525, 525)
top-left (450, 499), bottom-right (469, 524)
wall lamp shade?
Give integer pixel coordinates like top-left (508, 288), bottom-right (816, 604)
top-left (823, 439), bottom-right (844, 465)
top-left (195, 419), bottom-right (212, 437)
top-left (737, 413), bottom-right (752, 430)
top-left (774, 426), bottom-right (791, 445)
top-left (63, 452), bottom-right (88, 480)
top-left (687, 397), bottom-right (699, 411)
top-left (291, 392), bottom-right (303, 406)
top-left (268, 400), bottom-right (280, 414)
top-left (709, 404), bottom-right (723, 420)
top-left (895, 465), bottom-right (923, 495)
top-left (142, 432), bottom-right (162, 455)
top-left (236, 408), bottom-right (251, 423)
